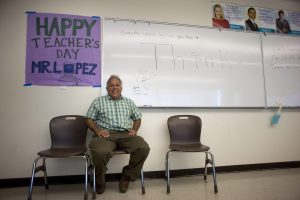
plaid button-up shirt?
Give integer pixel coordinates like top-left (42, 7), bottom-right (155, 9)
top-left (86, 95), bottom-right (142, 131)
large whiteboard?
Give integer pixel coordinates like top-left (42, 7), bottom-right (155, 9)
top-left (102, 19), bottom-right (266, 107)
top-left (262, 34), bottom-right (300, 107)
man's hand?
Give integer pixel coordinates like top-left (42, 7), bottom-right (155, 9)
top-left (128, 129), bottom-right (137, 136)
top-left (96, 129), bottom-right (110, 138)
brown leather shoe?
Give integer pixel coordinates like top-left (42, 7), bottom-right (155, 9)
top-left (119, 175), bottom-right (130, 193)
top-left (96, 182), bottom-right (106, 194)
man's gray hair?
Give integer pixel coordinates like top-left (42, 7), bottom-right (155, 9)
top-left (106, 75), bottom-right (122, 87)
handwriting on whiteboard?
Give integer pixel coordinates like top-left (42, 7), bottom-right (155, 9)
top-left (271, 44), bottom-right (300, 70)
top-left (139, 42), bottom-right (235, 71)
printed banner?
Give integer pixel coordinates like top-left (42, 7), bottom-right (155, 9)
top-left (256, 7), bottom-right (275, 33)
top-left (212, 3), bottom-right (244, 30)
top-left (275, 9), bottom-right (292, 34)
top-left (278, 10), bottom-right (300, 35)
top-left (212, 2), bottom-right (300, 36)
top-left (223, 3), bottom-right (245, 30)
top-left (244, 6), bottom-right (276, 33)
top-left (25, 13), bottom-right (101, 86)
top-left (289, 11), bottom-right (300, 35)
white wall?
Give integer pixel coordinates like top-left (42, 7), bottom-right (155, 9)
top-left (0, 0), bottom-right (300, 179)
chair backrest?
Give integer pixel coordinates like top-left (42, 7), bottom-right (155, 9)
top-left (167, 115), bottom-right (202, 145)
top-left (49, 115), bottom-right (88, 149)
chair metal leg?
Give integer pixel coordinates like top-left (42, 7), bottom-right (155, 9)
top-left (28, 155), bottom-right (96, 200)
top-left (83, 156), bottom-right (89, 200)
top-left (92, 165), bottom-right (96, 199)
top-left (27, 158), bottom-right (37, 200)
top-left (205, 152), bottom-right (218, 193)
top-left (165, 153), bottom-right (168, 180)
top-left (87, 155), bottom-right (96, 199)
top-left (87, 156), bottom-right (92, 186)
top-left (207, 152), bottom-right (218, 193)
top-left (41, 158), bottom-right (49, 189)
top-left (88, 165), bottom-right (93, 187)
top-left (166, 151), bottom-right (172, 194)
top-left (140, 168), bottom-right (145, 194)
top-left (204, 152), bottom-right (209, 181)
top-left (27, 157), bottom-right (46, 200)
top-left (165, 150), bottom-right (217, 194)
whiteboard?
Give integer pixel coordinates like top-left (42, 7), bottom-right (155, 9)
top-left (262, 34), bottom-right (300, 107)
top-left (102, 19), bottom-right (265, 107)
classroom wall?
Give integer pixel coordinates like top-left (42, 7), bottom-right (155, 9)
top-left (0, 0), bottom-right (300, 179)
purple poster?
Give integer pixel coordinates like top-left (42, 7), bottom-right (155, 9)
top-left (25, 13), bottom-right (101, 86)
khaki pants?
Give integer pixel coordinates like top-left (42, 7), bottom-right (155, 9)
top-left (89, 132), bottom-right (150, 184)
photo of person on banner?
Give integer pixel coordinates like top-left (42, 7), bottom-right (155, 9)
top-left (276, 10), bottom-right (291, 34)
top-left (212, 4), bottom-right (229, 28)
top-left (245, 7), bottom-right (259, 31)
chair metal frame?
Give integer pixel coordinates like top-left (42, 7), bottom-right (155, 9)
top-left (165, 115), bottom-right (218, 194)
top-left (27, 115), bottom-right (96, 200)
top-left (113, 150), bottom-right (145, 194)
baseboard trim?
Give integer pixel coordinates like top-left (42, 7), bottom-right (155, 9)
top-left (1, 161), bottom-right (300, 188)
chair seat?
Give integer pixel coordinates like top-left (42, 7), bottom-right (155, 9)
top-left (169, 143), bottom-right (210, 152)
top-left (38, 148), bottom-right (87, 157)
top-left (113, 150), bottom-right (128, 154)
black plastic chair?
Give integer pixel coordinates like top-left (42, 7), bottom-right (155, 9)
top-left (165, 115), bottom-right (218, 194)
top-left (27, 115), bottom-right (96, 200)
top-left (113, 150), bottom-right (145, 194)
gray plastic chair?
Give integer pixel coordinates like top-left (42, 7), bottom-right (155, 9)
top-left (27, 115), bottom-right (96, 200)
top-left (165, 115), bottom-right (218, 194)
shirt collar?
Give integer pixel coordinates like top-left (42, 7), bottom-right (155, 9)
top-left (250, 18), bottom-right (255, 24)
top-left (106, 94), bottom-right (123, 101)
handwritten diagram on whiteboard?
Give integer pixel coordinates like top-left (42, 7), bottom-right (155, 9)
top-left (262, 34), bottom-right (300, 107)
top-left (102, 19), bottom-right (265, 107)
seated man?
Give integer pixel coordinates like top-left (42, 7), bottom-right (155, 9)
top-left (86, 75), bottom-right (150, 194)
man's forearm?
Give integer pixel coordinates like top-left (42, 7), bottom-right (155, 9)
top-left (86, 118), bottom-right (100, 134)
top-left (132, 119), bottom-right (141, 132)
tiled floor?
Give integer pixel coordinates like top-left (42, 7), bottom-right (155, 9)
top-left (1, 168), bottom-right (300, 200)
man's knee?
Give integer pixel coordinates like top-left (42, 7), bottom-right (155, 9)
top-left (89, 142), bottom-right (111, 160)
top-left (136, 136), bottom-right (150, 154)
top-left (138, 145), bottom-right (150, 158)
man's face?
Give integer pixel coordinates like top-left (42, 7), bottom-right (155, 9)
top-left (279, 13), bottom-right (284, 19)
top-left (248, 9), bottom-right (256, 20)
top-left (106, 78), bottom-right (122, 100)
